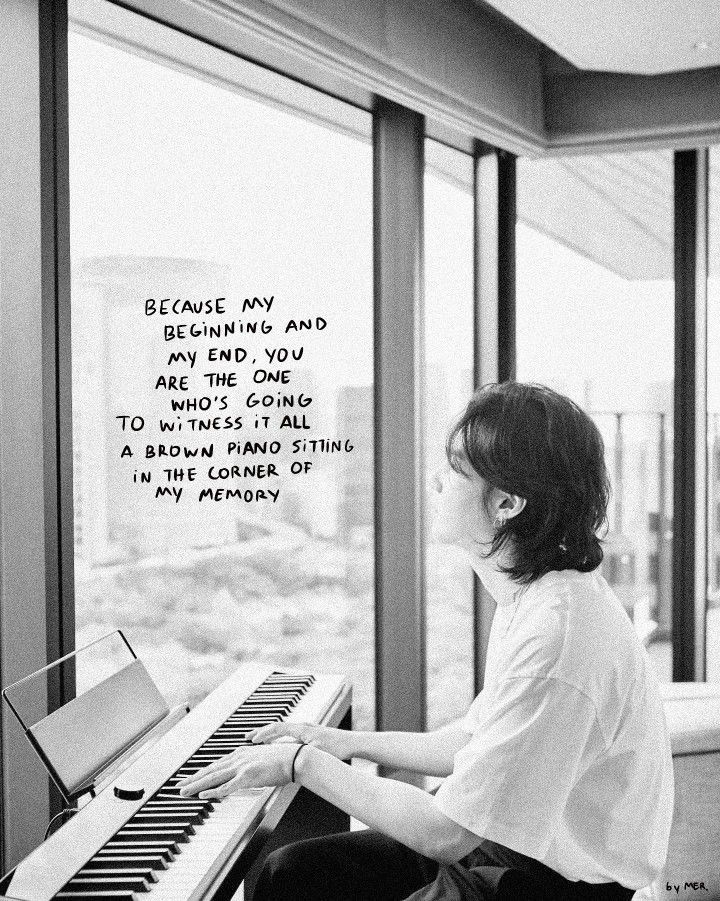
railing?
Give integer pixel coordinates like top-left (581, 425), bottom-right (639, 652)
top-left (590, 410), bottom-right (720, 640)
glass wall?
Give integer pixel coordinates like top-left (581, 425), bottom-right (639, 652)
top-left (69, 8), bottom-right (375, 726)
top-left (516, 152), bottom-right (674, 681)
top-left (707, 151), bottom-right (720, 680)
top-left (423, 141), bottom-right (476, 728)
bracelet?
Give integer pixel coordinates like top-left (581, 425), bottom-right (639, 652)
top-left (290, 742), bottom-right (308, 784)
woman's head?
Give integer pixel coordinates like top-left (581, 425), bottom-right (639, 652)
top-left (440, 381), bottom-right (610, 585)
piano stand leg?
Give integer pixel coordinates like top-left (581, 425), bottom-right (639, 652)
top-left (242, 709), bottom-right (352, 901)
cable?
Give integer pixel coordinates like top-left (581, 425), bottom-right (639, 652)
top-left (44, 806), bottom-right (78, 841)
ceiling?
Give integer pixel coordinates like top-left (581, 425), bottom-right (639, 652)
top-left (518, 152), bottom-right (720, 280)
top-left (480, 0), bottom-right (720, 75)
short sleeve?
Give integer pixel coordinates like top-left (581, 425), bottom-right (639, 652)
top-left (435, 675), bottom-right (605, 861)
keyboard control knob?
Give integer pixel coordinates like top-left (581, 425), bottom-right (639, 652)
top-left (114, 785), bottom-right (145, 801)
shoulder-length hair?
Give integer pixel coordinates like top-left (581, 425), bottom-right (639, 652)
top-left (446, 382), bottom-right (611, 585)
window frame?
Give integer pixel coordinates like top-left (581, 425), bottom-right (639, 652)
top-left (673, 148), bottom-right (709, 681)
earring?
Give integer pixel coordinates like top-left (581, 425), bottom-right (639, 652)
top-left (494, 514), bottom-right (505, 531)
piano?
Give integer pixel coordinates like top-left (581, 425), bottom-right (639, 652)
top-left (2, 663), bottom-right (351, 901)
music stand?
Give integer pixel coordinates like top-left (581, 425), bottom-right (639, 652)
top-left (2, 631), bottom-right (170, 805)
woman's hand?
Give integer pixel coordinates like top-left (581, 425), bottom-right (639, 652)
top-left (248, 722), bottom-right (354, 760)
top-left (177, 744), bottom-right (298, 799)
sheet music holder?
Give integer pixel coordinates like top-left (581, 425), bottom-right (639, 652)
top-left (2, 630), bottom-right (187, 806)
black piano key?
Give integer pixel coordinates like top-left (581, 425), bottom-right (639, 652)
top-left (210, 729), bottom-right (255, 735)
top-left (121, 824), bottom-right (196, 838)
top-left (56, 892), bottom-right (138, 900)
top-left (102, 841), bottom-right (179, 857)
top-left (136, 803), bottom-right (210, 814)
top-left (154, 788), bottom-right (212, 798)
top-left (222, 718), bottom-right (282, 725)
top-left (132, 810), bottom-right (206, 825)
top-left (200, 734), bottom-right (251, 741)
top-left (240, 700), bottom-right (292, 708)
top-left (221, 717), bottom-right (277, 723)
top-left (65, 872), bottom-right (155, 892)
top-left (191, 742), bottom-right (233, 749)
top-left (115, 828), bottom-right (191, 843)
top-left (190, 745), bottom-right (239, 753)
top-left (76, 867), bottom-right (158, 881)
top-left (190, 750), bottom-right (240, 757)
top-left (94, 851), bottom-right (171, 865)
top-left (143, 798), bottom-right (210, 806)
top-left (129, 797), bottom-right (212, 815)
top-left (83, 856), bottom-right (169, 871)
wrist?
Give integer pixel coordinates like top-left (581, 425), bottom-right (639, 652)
top-left (346, 730), bottom-right (368, 760)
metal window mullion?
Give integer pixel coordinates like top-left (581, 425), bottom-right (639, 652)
top-left (672, 148), bottom-right (709, 682)
top-left (471, 145), bottom-right (516, 694)
top-left (373, 98), bottom-right (425, 733)
top-left (497, 151), bottom-right (517, 384)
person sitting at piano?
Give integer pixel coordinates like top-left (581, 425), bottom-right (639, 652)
top-left (179, 381), bottom-right (674, 901)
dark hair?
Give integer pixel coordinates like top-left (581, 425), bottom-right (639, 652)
top-left (446, 382), bottom-right (610, 585)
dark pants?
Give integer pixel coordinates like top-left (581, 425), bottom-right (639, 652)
top-left (252, 829), bottom-right (636, 901)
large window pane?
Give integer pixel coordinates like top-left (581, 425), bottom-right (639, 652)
top-left (424, 141), bottom-right (475, 728)
top-left (69, 3), bottom-right (375, 727)
top-left (516, 152), bottom-right (674, 681)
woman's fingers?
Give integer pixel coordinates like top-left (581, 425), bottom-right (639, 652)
top-left (176, 752), bottom-right (236, 787)
top-left (249, 722), bottom-right (302, 743)
top-left (248, 723), bottom-right (282, 743)
top-left (179, 766), bottom-right (236, 797)
top-left (205, 770), bottom-right (252, 799)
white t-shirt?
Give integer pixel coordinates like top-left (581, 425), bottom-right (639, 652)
top-left (434, 567), bottom-right (674, 890)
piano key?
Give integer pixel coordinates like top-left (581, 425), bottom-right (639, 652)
top-left (120, 826), bottom-right (196, 840)
top-left (222, 718), bottom-right (282, 724)
top-left (54, 889), bottom-right (138, 901)
top-left (114, 829), bottom-right (191, 843)
top-left (240, 700), bottom-right (292, 708)
top-left (90, 855), bottom-right (170, 869)
top-left (102, 843), bottom-right (179, 858)
top-left (132, 811), bottom-right (207, 825)
top-left (141, 805), bottom-right (210, 815)
top-left (74, 867), bottom-right (159, 882)
top-left (135, 802), bottom-right (210, 813)
top-left (193, 741), bottom-right (242, 749)
top-left (64, 872), bottom-right (156, 890)
top-left (98, 845), bottom-right (176, 855)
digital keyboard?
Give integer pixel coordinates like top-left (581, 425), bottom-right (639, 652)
top-left (6, 664), bottom-right (350, 901)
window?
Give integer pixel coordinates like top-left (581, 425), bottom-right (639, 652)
top-left (516, 152), bottom-right (674, 680)
top-left (69, 3), bottom-right (375, 727)
top-left (423, 140), bottom-right (475, 727)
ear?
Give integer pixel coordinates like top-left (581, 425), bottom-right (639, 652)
top-left (496, 491), bottom-right (526, 521)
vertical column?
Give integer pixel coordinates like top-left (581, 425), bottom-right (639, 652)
top-left (373, 98), bottom-right (425, 732)
top-left (0, 0), bottom-right (73, 868)
top-left (673, 148), bottom-right (708, 682)
top-left (472, 145), bottom-right (516, 693)
top-left (497, 151), bottom-right (517, 384)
